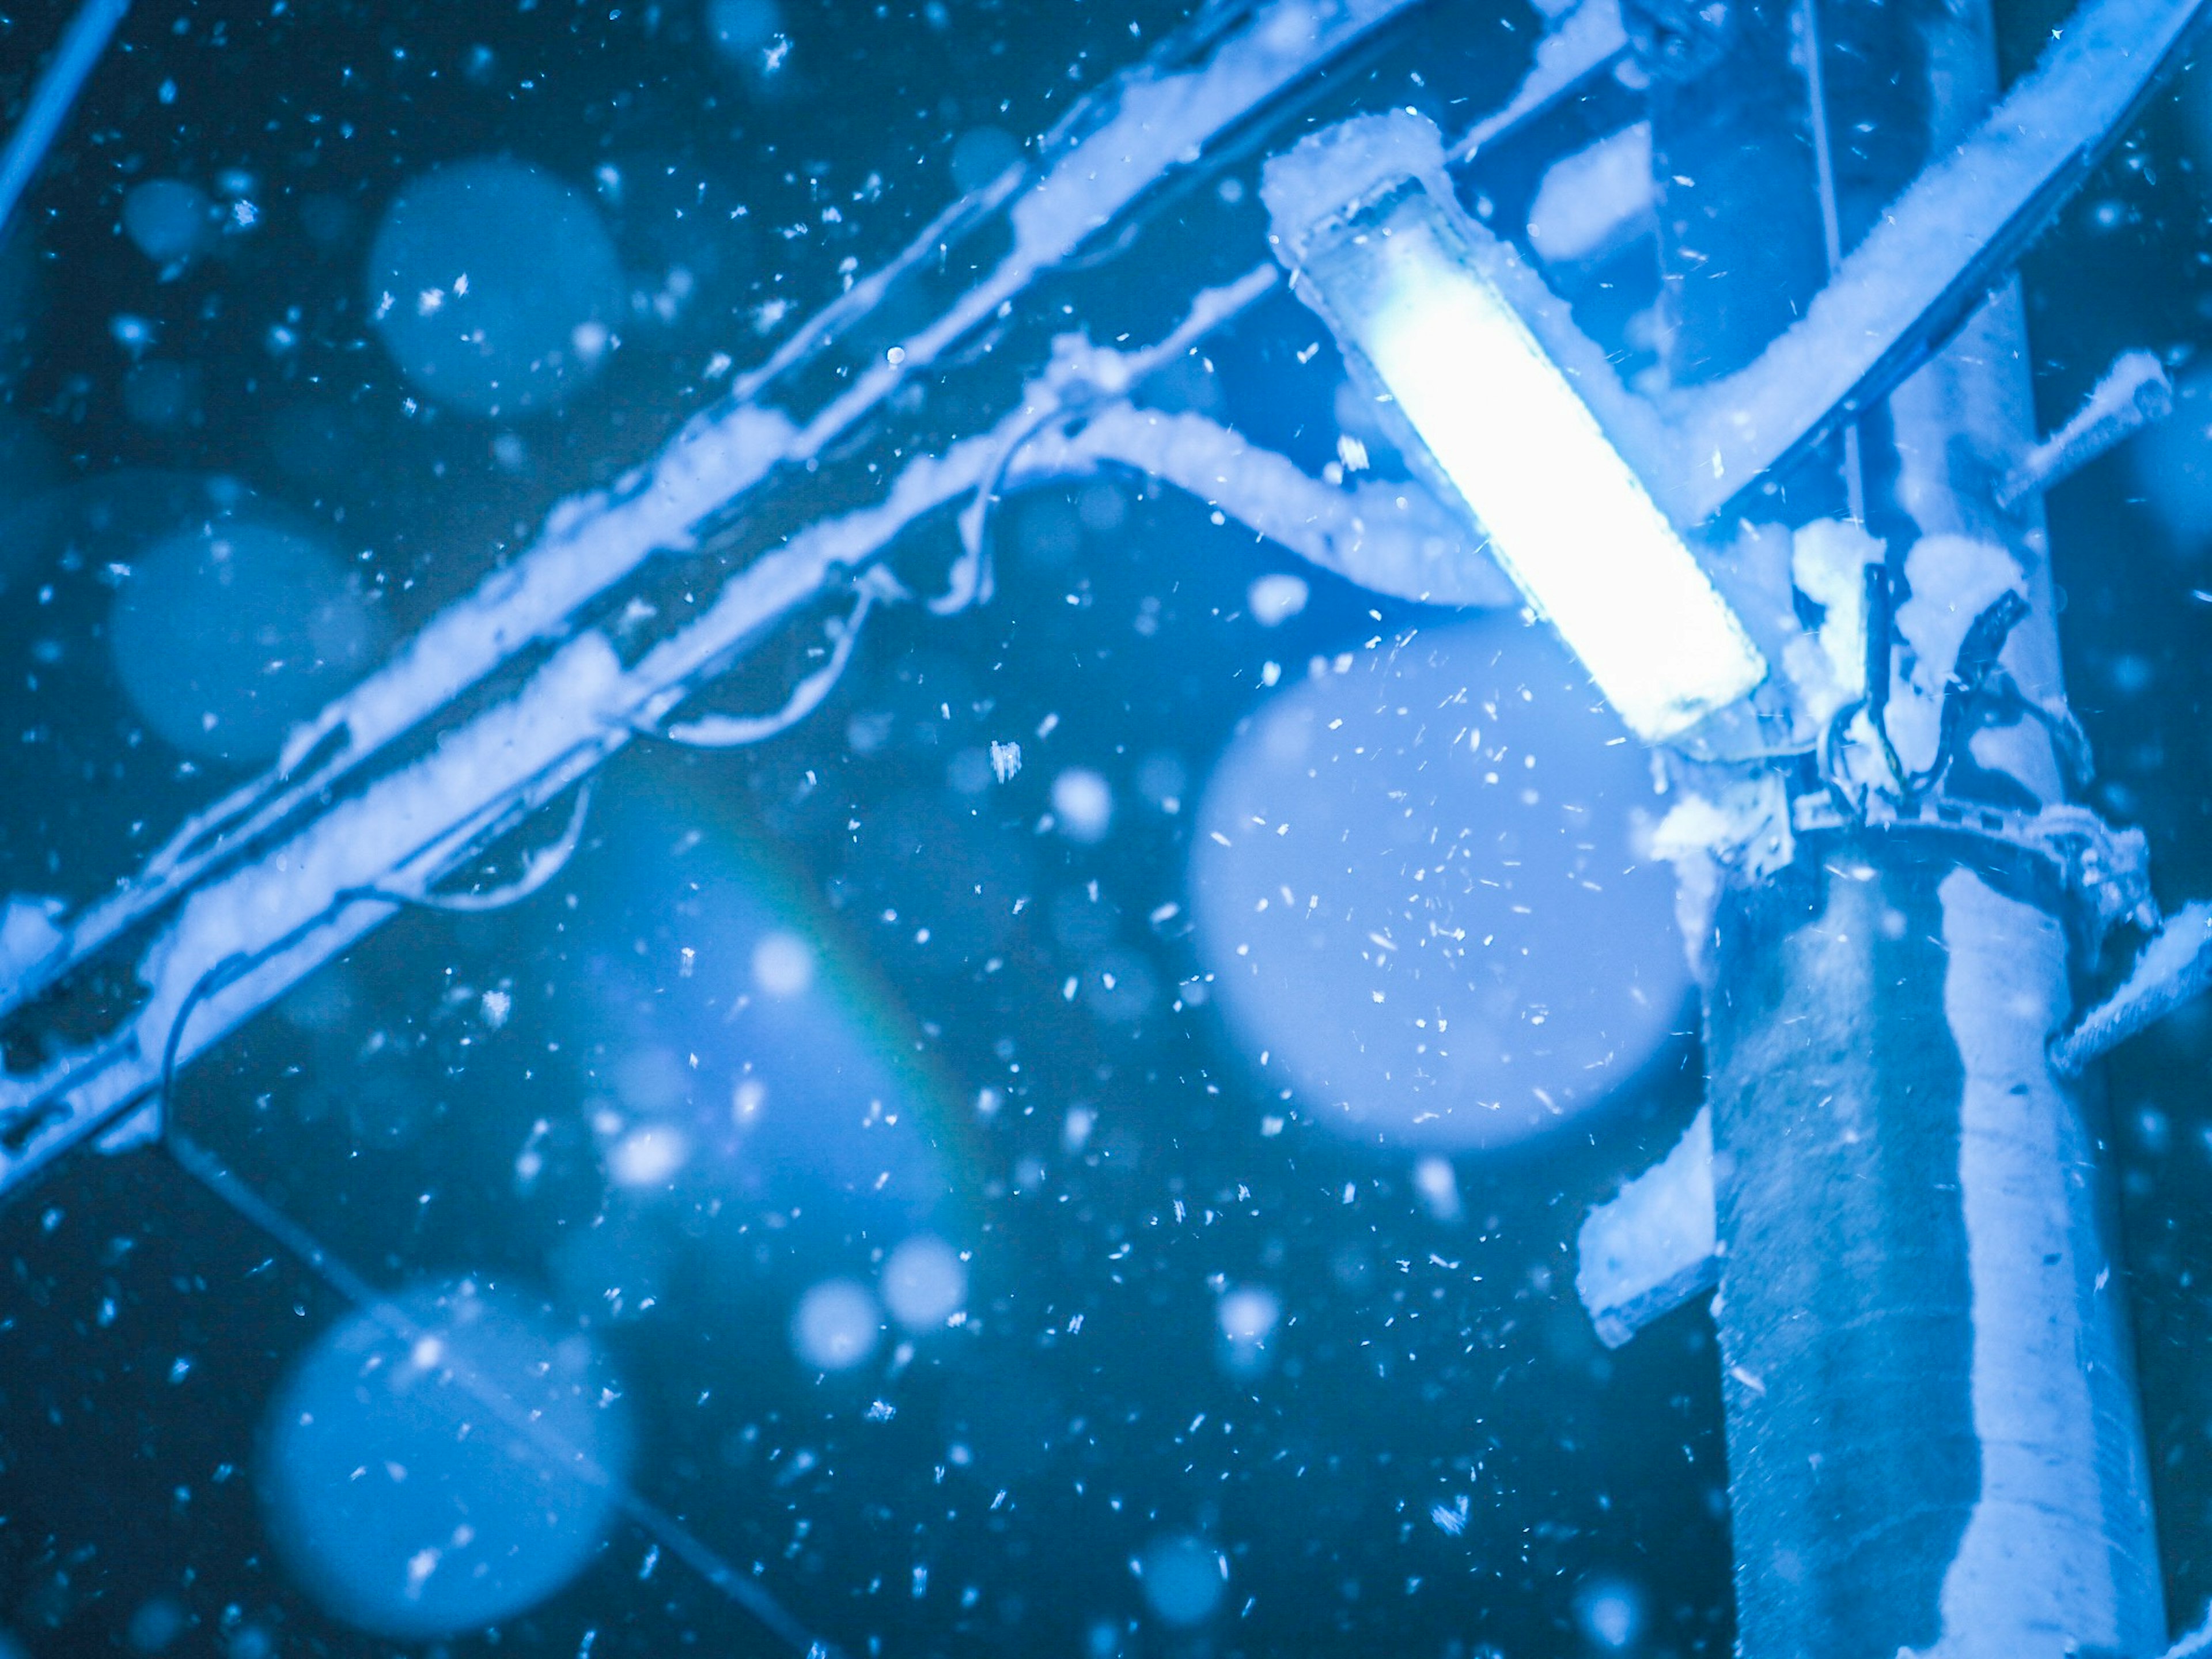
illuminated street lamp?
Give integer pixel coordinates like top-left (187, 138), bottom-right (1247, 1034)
top-left (1266, 0), bottom-right (2207, 1649)
top-left (1268, 140), bottom-right (1767, 743)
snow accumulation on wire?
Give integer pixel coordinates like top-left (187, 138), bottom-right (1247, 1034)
top-left (1997, 349), bottom-right (2173, 509)
top-left (1664, 0), bottom-right (2206, 523)
top-left (296, 0), bottom-right (1421, 775)
top-left (0, 256), bottom-right (1490, 1190)
top-left (1014, 403), bottom-right (1512, 606)
top-left (1266, 0), bottom-right (2200, 548)
top-left (0, 0), bottom-right (1651, 1187)
top-left (1449, 0), bottom-right (1627, 163)
top-left (2165, 1605), bottom-right (2212, 1659)
top-left (2051, 901), bottom-right (2212, 1075)
top-left (1575, 1105), bottom-right (1717, 1349)
top-left (0, 0), bottom-right (1422, 1033)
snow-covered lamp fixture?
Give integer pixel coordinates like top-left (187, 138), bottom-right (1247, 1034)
top-left (1264, 113), bottom-right (1767, 744)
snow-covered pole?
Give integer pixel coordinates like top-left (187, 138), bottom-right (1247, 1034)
top-left (1648, 0), bottom-right (2167, 1650)
top-left (1266, 0), bottom-right (2199, 1643)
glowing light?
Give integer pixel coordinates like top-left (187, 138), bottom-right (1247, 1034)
top-left (751, 929), bottom-right (816, 998)
top-left (1215, 1284), bottom-right (1281, 1377)
top-left (791, 1277), bottom-right (882, 1372)
top-left (1574, 1575), bottom-right (1646, 1650)
top-left (1051, 768), bottom-right (1115, 842)
top-left (1296, 186), bottom-right (1766, 742)
top-left (1247, 571), bottom-right (1310, 626)
top-left (608, 1122), bottom-right (690, 1188)
top-left (1217, 1285), bottom-right (1279, 1345)
top-left (1414, 1155), bottom-right (1463, 1222)
top-left (881, 1234), bottom-right (968, 1331)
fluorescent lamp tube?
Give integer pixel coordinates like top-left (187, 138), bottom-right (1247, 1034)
top-left (1293, 177), bottom-right (1767, 743)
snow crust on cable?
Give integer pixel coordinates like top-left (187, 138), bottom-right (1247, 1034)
top-left (1450, 0), bottom-right (1628, 162)
top-left (1666, 0), bottom-right (2206, 520)
top-left (291, 0), bottom-right (1418, 775)
top-left (1015, 405), bottom-right (1512, 605)
top-left (1575, 1105), bottom-right (1717, 1349)
top-left (0, 0), bottom-right (1422, 1033)
top-left (2052, 900), bottom-right (2212, 1075)
top-left (0, 267), bottom-right (1498, 1188)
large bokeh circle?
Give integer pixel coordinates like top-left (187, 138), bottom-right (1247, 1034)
top-left (367, 158), bottom-right (623, 417)
top-left (108, 519), bottom-right (380, 764)
top-left (259, 1280), bottom-right (629, 1639)
top-left (1189, 616), bottom-right (1688, 1149)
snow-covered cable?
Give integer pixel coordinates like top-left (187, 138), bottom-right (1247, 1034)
top-left (1009, 404), bottom-right (1512, 607)
top-left (1450, 0), bottom-right (1628, 162)
top-left (0, 269), bottom-right (1350, 1191)
top-left (1997, 349), bottom-right (2173, 510)
top-left (2051, 900), bottom-right (2212, 1075)
top-left (0, 0), bottom-right (1414, 1031)
top-left (1659, 0), bottom-right (2206, 524)
top-left (2164, 1607), bottom-right (2212, 1659)
top-left (0, 0), bottom-right (1626, 1190)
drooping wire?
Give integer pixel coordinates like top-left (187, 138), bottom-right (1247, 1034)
top-left (1817, 698), bottom-right (1872, 824)
top-left (155, 780), bottom-right (597, 1119)
top-left (1890, 588), bottom-right (2096, 803)
top-left (157, 911), bottom-right (345, 1128)
top-left (645, 574), bottom-right (895, 749)
top-left (942, 410), bottom-right (1063, 617)
top-left (355, 779), bottom-right (597, 914)
top-left (1816, 560), bottom-right (1908, 819)
top-left (1900, 588), bottom-right (2028, 798)
top-left (1815, 574), bottom-right (2089, 817)
top-left (1859, 560), bottom-right (1911, 797)
top-left (950, 382), bottom-right (1130, 618)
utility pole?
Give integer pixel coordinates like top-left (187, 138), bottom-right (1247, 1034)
top-left (1650, 0), bottom-right (2166, 1650)
top-left (2, 0), bottom-right (2201, 1649)
top-left (1263, 0), bottom-right (2197, 1640)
